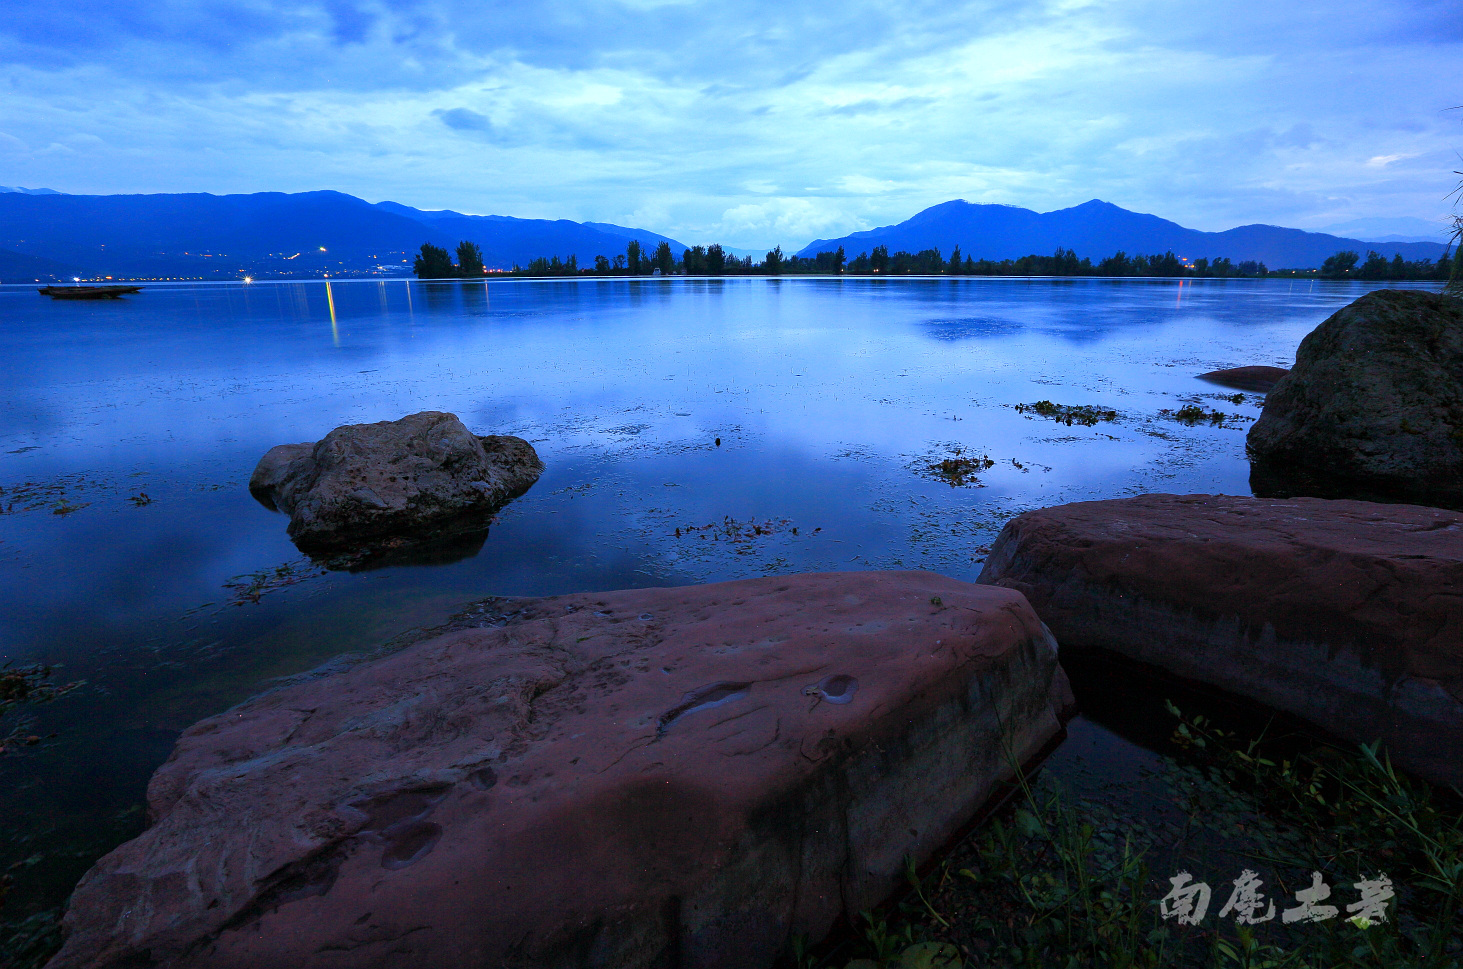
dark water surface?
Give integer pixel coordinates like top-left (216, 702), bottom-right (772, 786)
top-left (0, 275), bottom-right (1424, 919)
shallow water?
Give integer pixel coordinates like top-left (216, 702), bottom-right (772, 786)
top-left (0, 275), bottom-right (1427, 919)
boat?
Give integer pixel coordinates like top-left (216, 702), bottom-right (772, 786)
top-left (38, 284), bottom-right (143, 300)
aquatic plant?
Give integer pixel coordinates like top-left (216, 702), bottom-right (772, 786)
top-left (0, 665), bottom-right (81, 757)
top-left (926, 455), bottom-right (996, 487)
top-left (1162, 405), bottom-right (1241, 426)
top-left (1015, 401), bottom-right (1120, 426)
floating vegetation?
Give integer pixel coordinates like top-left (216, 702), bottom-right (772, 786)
top-left (0, 664), bottom-right (82, 757)
top-left (222, 559), bottom-right (326, 605)
top-left (926, 455), bottom-right (996, 488)
top-left (1161, 405), bottom-right (1248, 427)
top-left (1014, 401), bottom-right (1120, 426)
top-left (126, 493), bottom-right (152, 507)
top-left (675, 516), bottom-right (795, 544)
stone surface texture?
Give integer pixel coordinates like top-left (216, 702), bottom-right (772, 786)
top-left (1246, 289), bottom-right (1463, 507)
top-left (50, 571), bottom-right (1069, 969)
top-left (978, 493), bottom-right (1463, 788)
top-left (248, 411), bottom-right (543, 551)
top-left (1196, 366), bottom-right (1289, 394)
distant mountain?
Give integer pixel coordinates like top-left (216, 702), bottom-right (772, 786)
top-left (0, 186), bottom-right (62, 195)
top-left (795, 200), bottom-right (1451, 269)
top-left (375, 203), bottom-right (686, 270)
top-left (0, 190), bottom-right (686, 280)
top-left (1314, 216), bottom-right (1452, 245)
top-left (0, 246), bottom-right (90, 282)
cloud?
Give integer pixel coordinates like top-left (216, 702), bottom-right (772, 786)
top-left (435, 107), bottom-right (492, 131)
top-left (0, 0), bottom-right (1458, 246)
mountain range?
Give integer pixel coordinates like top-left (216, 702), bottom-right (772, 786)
top-left (0, 188), bottom-right (1452, 281)
top-left (0, 190), bottom-right (687, 281)
top-left (796, 199), bottom-right (1450, 267)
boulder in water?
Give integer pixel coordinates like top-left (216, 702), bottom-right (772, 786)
top-left (249, 411), bottom-right (543, 553)
top-left (1246, 290), bottom-right (1463, 507)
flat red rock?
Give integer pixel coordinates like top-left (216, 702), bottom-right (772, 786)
top-left (50, 571), bottom-right (1069, 969)
top-left (1196, 365), bottom-right (1289, 394)
top-left (979, 494), bottom-right (1463, 787)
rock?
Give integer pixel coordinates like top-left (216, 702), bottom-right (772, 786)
top-left (50, 572), bottom-right (1069, 969)
top-left (1246, 289), bottom-right (1463, 508)
top-left (1196, 365), bottom-right (1289, 394)
top-left (247, 443), bottom-right (312, 511)
top-left (978, 493), bottom-right (1463, 789)
top-left (248, 412), bottom-right (544, 553)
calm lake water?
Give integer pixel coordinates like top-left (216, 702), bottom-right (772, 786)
top-left (0, 275), bottom-right (1425, 921)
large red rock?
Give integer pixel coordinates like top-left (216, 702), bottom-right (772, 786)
top-left (978, 494), bottom-right (1463, 788)
top-left (50, 571), bottom-right (1070, 969)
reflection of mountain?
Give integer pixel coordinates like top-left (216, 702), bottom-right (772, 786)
top-left (796, 199), bottom-right (1450, 269)
top-left (0, 190), bottom-right (687, 281)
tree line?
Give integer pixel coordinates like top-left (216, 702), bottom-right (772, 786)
top-left (1317, 249), bottom-right (1457, 281)
top-left (414, 239), bottom-right (1457, 281)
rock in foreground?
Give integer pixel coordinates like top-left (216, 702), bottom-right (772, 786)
top-left (52, 571), bottom-right (1070, 969)
top-left (1246, 289), bottom-right (1463, 508)
top-left (1196, 365), bottom-right (1289, 394)
top-left (249, 411), bottom-right (543, 553)
top-left (978, 494), bottom-right (1463, 788)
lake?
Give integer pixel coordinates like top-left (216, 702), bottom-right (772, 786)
top-left (0, 275), bottom-right (1420, 928)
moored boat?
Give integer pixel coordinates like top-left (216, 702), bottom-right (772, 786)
top-left (38, 284), bottom-right (143, 300)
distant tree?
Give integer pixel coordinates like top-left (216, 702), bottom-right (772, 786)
top-left (613, 253), bottom-right (627, 271)
top-left (1358, 250), bottom-right (1390, 279)
top-left (683, 245), bottom-right (707, 274)
top-left (654, 241), bottom-right (674, 275)
top-left (626, 240), bottom-right (642, 275)
top-left (1320, 251), bottom-right (1359, 278)
top-left (706, 244), bottom-right (726, 275)
top-left (764, 245), bottom-right (783, 275)
top-left (455, 241), bottom-right (484, 277)
top-left (834, 245), bottom-right (846, 274)
top-left (414, 242), bottom-right (456, 278)
top-left (948, 245), bottom-right (961, 274)
top-left (870, 245), bottom-right (889, 273)
top-left (1097, 251), bottom-right (1132, 276)
top-left (595, 255), bottom-right (611, 273)
top-left (1389, 253), bottom-right (1407, 280)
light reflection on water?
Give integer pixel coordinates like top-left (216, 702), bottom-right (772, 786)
top-left (0, 275), bottom-right (1423, 917)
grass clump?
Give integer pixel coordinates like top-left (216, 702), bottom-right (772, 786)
top-left (1015, 401), bottom-right (1120, 426)
top-left (813, 703), bottom-right (1462, 969)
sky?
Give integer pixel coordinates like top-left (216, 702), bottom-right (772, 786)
top-left (2, 0), bottom-right (1460, 250)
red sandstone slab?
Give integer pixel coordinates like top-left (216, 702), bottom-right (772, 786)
top-left (979, 494), bottom-right (1463, 788)
top-left (50, 571), bottom-right (1069, 969)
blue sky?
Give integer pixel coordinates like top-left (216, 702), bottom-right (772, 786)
top-left (2, 0), bottom-right (1459, 249)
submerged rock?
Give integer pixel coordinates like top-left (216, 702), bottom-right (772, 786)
top-left (1246, 289), bottom-right (1463, 508)
top-left (1196, 365), bottom-right (1289, 394)
top-left (50, 571), bottom-right (1070, 969)
top-left (978, 493), bottom-right (1463, 789)
top-left (248, 411), bottom-right (543, 553)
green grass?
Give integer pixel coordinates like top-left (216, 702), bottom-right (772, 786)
top-left (820, 704), bottom-right (1463, 969)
